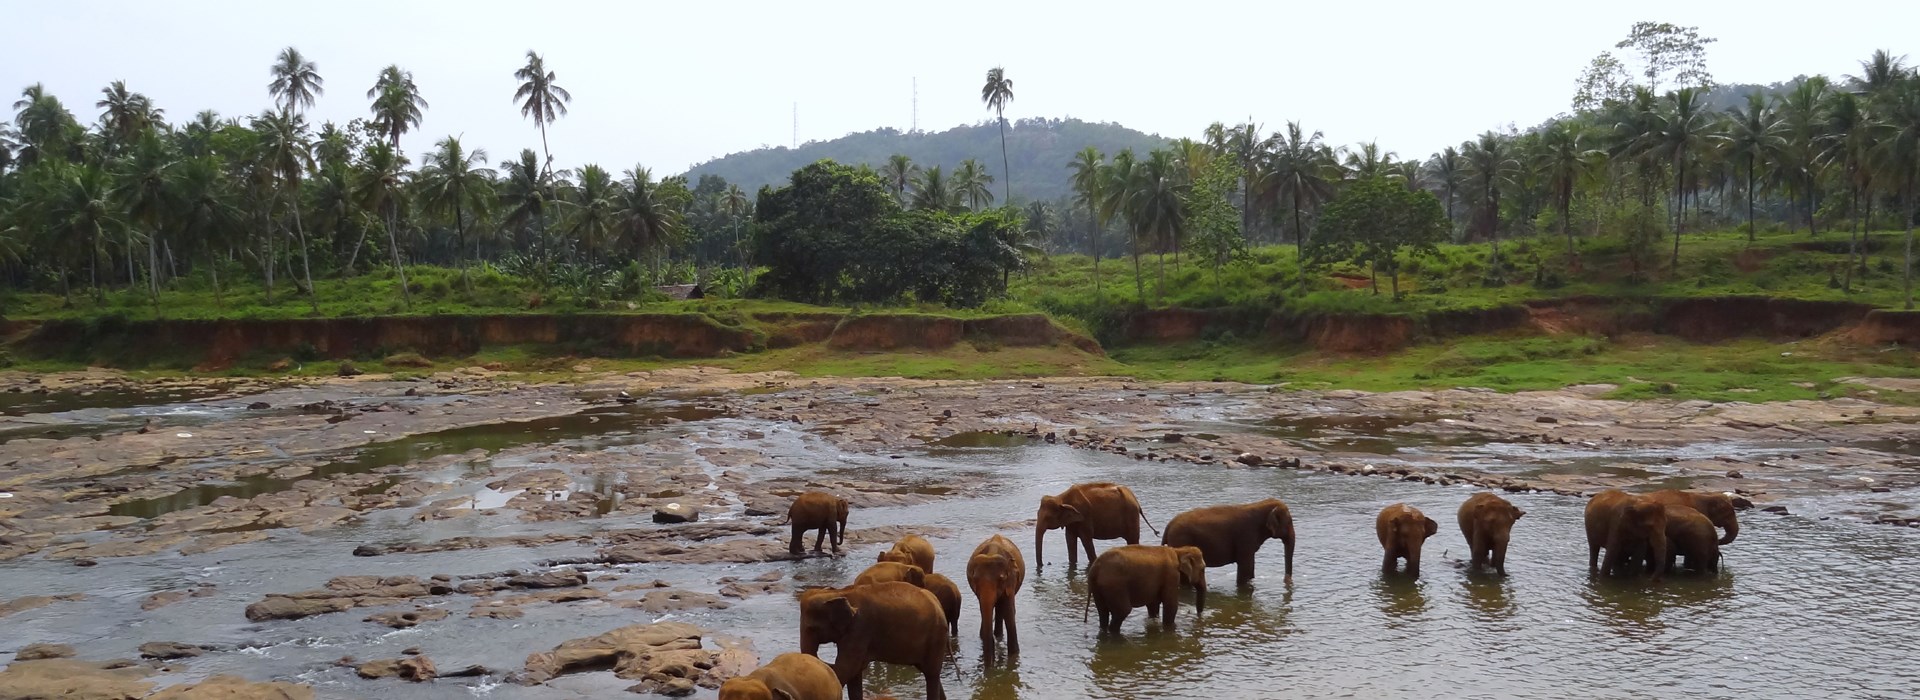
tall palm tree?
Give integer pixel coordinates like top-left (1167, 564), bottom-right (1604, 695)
top-left (1852, 50), bottom-right (1912, 98)
top-left (1776, 76), bottom-right (1833, 236)
top-left (1878, 82), bottom-right (1920, 309)
top-left (167, 155), bottom-right (239, 306)
top-left (42, 161), bottom-right (121, 300)
top-left (1532, 121), bottom-right (1603, 260)
top-left (113, 130), bottom-right (172, 307)
top-left (268, 47), bottom-right (324, 115)
top-left (1725, 92), bottom-right (1786, 242)
top-left (180, 110), bottom-right (222, 159)
top-left (367, 65), bottom-right (427, 154)
top-left (565, 164), bottom-right (619, 268)
top-left (95, 81), bottom-right (162, 151)
top-left (514, 51), bottom-right (572, 175)
top-left (498, 149), bottom-right (552, 283)
top-left (1068, 147), bottom-right (1106, 300)
top-left (1342, 141), bottom-right (1396, 180)
top-left (721, 183), bottom-right (750, 278)
top-left (1822, 91), bottom-right (1879, 292)
top-left (1134, 149), bottom-right (1189, 298)
top-left (1461, 131), bottom-right (1519, 274)
top-left (910, 165), bottom-right (961, 213)
top-left (1425, 146), bottom-right (1465, 234)
top-left (981, 66), bottom-right (1015, 203)
top-left (616, 165), bottom-right (680, 279)
top-left (1651, 88), bottom-right (1726, 268)
top-left (1263, 122), bottom-right (1337, 254)
top-left (256, 110), bottom-right (320, 312)
top-left (12, 84), bottom-right (77, 167)
top-left (1226, 122), bottom-right (1263, 242)
top-left (1098, 149), bottom-right (1145, 299)
top-left (417, 136), bottom-right (493, 288)
top-left (879, 154), bottom-right (918, 204)
top-left (356, 141), bottom-right (411, 308)
top-left (1023, 200), bottom-right (1055, 254)
top-left (955, 159), bottom-right (995, 210)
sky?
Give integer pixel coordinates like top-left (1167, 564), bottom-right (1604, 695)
top-left (5, 0), bottom-right (1917, 175)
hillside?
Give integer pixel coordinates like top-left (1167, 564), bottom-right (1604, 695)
top-left (682, 118), bottom-right (1171, 204)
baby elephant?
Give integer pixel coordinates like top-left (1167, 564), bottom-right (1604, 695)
top-left (718, 652), bottom-right (842, 700)
top-left (1376, 503), bottom-right (1439, 578)
top-left (1084, 544), bottom-right (1207, 633)
top-left (787, 492), bottom-right (848, 556)
top-left (1663, 505), bottom-right (1721, 574)
top-left (1457, 493), bottom-right (1525, 575)
top-left (878, 534), bottom-right (936, 573)
top-left (854, 561), bottom-right (926, 588)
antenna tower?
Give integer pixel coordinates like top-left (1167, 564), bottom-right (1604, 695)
top-left (912, 77), bottom-right (918, 132)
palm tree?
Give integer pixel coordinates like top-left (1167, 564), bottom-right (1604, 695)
top-left (1068, 147), bottom-right (1106, 300)
top-left (1646, 88), bottom-right (1725, 268)
top-left (955, 159), bottom-right (995, 210)
top-left (256, 110), bottom-right (321, 312)
top-left (1852, 50), bottom-right (1912, 98)
top-left (721, 183), bottom-right (750, 281)
top-left (41, 161), bottom-right (120, 301)
top-left (1822, 91), bottom-right (1879, 292)
top-left (911, 165), bottom-right (961, 213)
top-left (167, 156), bottom-right (239, 306)
top-left (1134, 149), bottom-right (1189, 298)
top-left (95, 81), bottom-right (162, 151)
top-left (981, 66), bottom-right (1015, 203)
top-left (356, 141), bottom-right (411, 308)
top-left (1462, 131), bottom-right (1518, 274)
top-left (1878, 82), bottom-right (1920, 309)
top-left (565, 164), bottom-right (619, 269)
top-left (112, 130), bottom-right (172, 307)
top-left (1776, 77), bottom-right (1833, 236)
top-left (1725, 92), bottom-right (1786, 242)
top-left (268, 47), bottom-right (324, 115)
top-left (1099, 149), bottom-right (1145, 299)
top-left (880, 154), bottom-right (918, 204)
top-left (367, 65), bottom-right (427, 153)
top-left (1533, 120), bottom-right (1603, 260)
top-left (499, 149), bottom-right (552, 284)
top-left (616, 165), bottom-right (680, 280)
top-left (1342, 141), bottom-right (1396, 179)
top-left (1023, 200), bottom-right (1055, 255)
top-left (1426, 146), bottom-right (1465, 234)
top-left (180, 110), bottom-right (222, 159)
top-left (12, 84), bottom-right (78, 167)
top-left (514, 51), bottom-right (572, 175)
top-left (417, 136), bottom-right (493, 289)
top-left (1263, 122), bottom-right (1337, 253)
top-left (1226, 122), bottom-right (1263, 242)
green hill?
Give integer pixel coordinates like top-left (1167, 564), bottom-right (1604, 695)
top-left (682, 118), bottom-right (1172, 204)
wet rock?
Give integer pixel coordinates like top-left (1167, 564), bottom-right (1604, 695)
top-left (139, 641), bottom-right (206, 659)
top-left (357, 656), bottom-right (437, 682)
top-left (148, 675), bottom-right (315, 699)
top-left (72, 558), bottom-right (98, 567)
top-left (14, 643), bottom-right (76, 660)
top-left (366, 607), bottom-right (450, 629)
top-left (623, 589), bottom-right (731, 613)
top-left (1872, 486), bottom-right (1892, 493)
top-left (718, 580), bottom-right (788, 599)
top-left (441, 665), bottom-right (490, 678)
top-left (1730, 496), bottom-right (1756, 510)
top-left (1726, 470), bottom-right (1744, 479)
top-left (248, 401), bottom-right (272, 410)
top-left (245, 596), bottom-right (354, 622)
top-left (507, 569), bottom-right (588, 589)
top-left (1235, 453), bottom-right (1264, 466)
top-left (337, 362), bottom-right (363, 377)
top-left (352, 544), bottom-right (391, 557)
top-left (0, 659), bottom-right (154, 698)
top-left (1762, 505), bottom-right (1790, 515)
top-left (0, 593), bottom-right (86, 618)
top-left (1535, 416), bottom-right (1559, 424)
top-left (1161, 432), bottom-right (1185, 443)
top-left (653, 503), bottom-right (699, 524)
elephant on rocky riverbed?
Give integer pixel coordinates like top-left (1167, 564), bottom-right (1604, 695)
top-left (1376, 503), bottom-right (1439, 578)
top-left (965, 534), bottom-right (1025, 664)
top-left (1085, 544), bottom-right (1208, 633)
top-left (718, 652), bottom-right (842, 700)
top-left (1585, 489), bottom-right (1669, 580)
top-left (1663, 505), bottom-right (1722, 574)
top-left (786, 492), bottom-right (848, 556)
top-left (1036, 482), bottom-right (1156, 568)
top-left (1646, 489), bottom-right (1739, 545)
top-left (1160, 498), bottom-right (1296, 585)
top-left (799, 581), bottom-right (948, 700)
top-left (877, 534), bottom-right (936, 572)
top-left (1457, 493), bottom-right (1525, 576)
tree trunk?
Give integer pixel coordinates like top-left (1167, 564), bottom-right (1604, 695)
top-left (1090, 208), bottom-right (1103, 303)
top-left (292, 199), bottom-right (319, 314)
top-left (1904, 184), bottom-right (1916, 310)
top-left (456, 200), bottom-right (472, 293)
top-left (997, 112), bottom-right (1011, 205)
top-left (1155, 250), bottom-right (1165, 302)
top-left (210, 256), bottom-right (223, 310)
top-left (1671, 161), bottom-right (1684, 273)
top-left (1807, 172), bottom-right (1820, 238)
top-left (1130, 230), bottom-right (1144, 302)
top-left (1368, 259), bottom-right (1378, 295)
top-left (263, 216), bottom-right (276, 304)
top-left (1561, 191), bottom-right (1574, 264)
top-left (385, 205), bottom-right (413, 309)
top-left (1746, 161), bottom-right (1757, 243)
top-left (146, 230), bottom-right (160, 315)
top-left (343, 221), bottom-right (367, 275)
top-left (1844, 186), bottom-right (1861, 293)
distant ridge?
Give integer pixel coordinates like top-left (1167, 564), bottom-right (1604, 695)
top-left (682, 118), bottom-right (1172, 204)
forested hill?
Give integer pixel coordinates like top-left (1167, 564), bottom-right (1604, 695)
top-left (682, 118), bottom-right (1171, 203)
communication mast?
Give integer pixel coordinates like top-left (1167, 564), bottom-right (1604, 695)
top-left (912, 77), bottom-right (918, 132)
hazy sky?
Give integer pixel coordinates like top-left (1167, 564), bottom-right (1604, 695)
top-left (5, 0), bottom-right (1916, 174)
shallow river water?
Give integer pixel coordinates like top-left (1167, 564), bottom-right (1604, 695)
top-left (3, 395), bottom-right (1918, 699)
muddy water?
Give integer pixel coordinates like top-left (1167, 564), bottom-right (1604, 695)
top-left (3, 403), bottom-right (1919, 699)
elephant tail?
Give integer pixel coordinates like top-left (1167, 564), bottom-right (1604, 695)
top-left (1140, 509), bottom-right (1161, 537)
top-left (1082, 582), bottom-right (1093, 624)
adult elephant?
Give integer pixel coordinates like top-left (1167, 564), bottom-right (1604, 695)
top-left (1035, 482), bottom-right (1157, 568)
top-left (1457, 493), bottom-right (1525, 576)
top-left (1160, 499), bottom-right (1296, 585)
top-left (1585, 489), bottom-right (1669, 579)
top-left (1084, 544), bottom-right (1207, 633)
top-left (718, 652), bottom-right (842, 700)
top-left (1663, 505), bottom-right (1722, 574)
top-left (854, 561), bottom-right (926, 587)
top-left (787, 492), bottom-right (848, 556)
top-left (798, 581), bottom-right (948, 700)
top-left (965, 534), bottom-right (1026, 664)
top-left (1645, 490), bottom-right (1739, 545)
top-left (1375, 503), bottom-right (1439, 578)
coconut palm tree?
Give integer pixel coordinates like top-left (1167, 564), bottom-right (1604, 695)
top-left (112, 130), bottom-right (172, 307)
top-left (955, 159), bottom-right (995, 210)
top-left (1646, 88), bottom-right (1726, 268)
top-left (1023, 200), bottom-right (1055, 254)
top-left (1852, 50), bottom-right (1912, 98)
top-left (1725, 92), bottom-right (1786, 242)
top-left (1099, 149), bottom-right (1146, 300)
top-left (1821, 91), bottom-right (1880, 292)
top-left (879, 154), bottom-right (917, 204)
top-left (180, 110), bottom-right (222, 159)
top-left (356, 141), bottom-right (411, 308)
top-left (1776, 76), bottom-right (1833, 236)
top-left (1877, 82), bottom-right (1920, 309)
top-left (1342, 141), bottom-right (1396, 180)
top-left (95, 81), bottom-right (163, 151)
top-left (616, 165), bottom-right (679, 280)
top-left (41, 161), bottom-right (120, 301)
top-left (1068, 147), bottom-right (1106, 300)
top-left (981, 66), bottom-right (1014, 203)
top-left (1263, 122), bottom-right (1337, 253)
top-left (565, 164), bottom-right (619, 269)
top-left (167, 155), bottom-right (240, 306)
top-left (12, 84), bottom-right (78, 167)
top-left (416, 136), bottom-right (493, 288)
top-left (910, 165), bottom-right (961, 213)
top-left (1461, 131), bottom-right (1519, 274)
top-left (499, 148), bottom-right (551, 281)
top-left (1134, 149), bottom-right (1189, 298)
top-left (268, 47), bottom-right (324, 115)
top-left (367, 65), bottom-right (427, 154)
top-left (255, 110), bottom-right (320, 312)
top-left (514, 51), bottom-right (572, 175)
top-left (722, 183), bottom-right (750, 280)
top-left (1533, 120), bottom-right (1603, 260)
top-left (1425, 146), bottom-right (1465, 234)
top-left (1226, 122), bottom-right (1263, 242)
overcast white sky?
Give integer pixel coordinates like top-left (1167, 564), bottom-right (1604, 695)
top-left (5, 0), bottom-right (1915, 174)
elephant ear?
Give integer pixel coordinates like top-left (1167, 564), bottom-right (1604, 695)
top-left (906, 567), bottom-right (926, 587)
top-left (1266, 506), bottom-right (1291, 539)
top-left (1176, 547), bottom-right (1206, 585)
top-left (835, 499), bottom-right (849, 518)
top-left (823, 595), bottom-right (857, 634)
top-left (1422, 517), bottom-right (1439, 539)
top-left (1510, 505), bottom-right (1526, 521)
top-left (772, 690), bottom-right (797, 700)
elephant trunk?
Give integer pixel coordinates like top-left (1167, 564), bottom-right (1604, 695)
top-left (1034, 524), bottom-right (1046, 568)
top-left (1718, 516), bottom-right (1738, 546)
top-left (1282, 531), bottom-right (1296, 582)
top-left (1191, 583), bottom-right (1206, 618)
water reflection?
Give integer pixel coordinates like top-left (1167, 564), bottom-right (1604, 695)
top-left (1087, 627), bottom-right (1207, 699)
top-left (1459, 573), bottom-right (1516, 623)
top-left (967, 658), bottom-right (1025, 700)
top-left (1372, 577), bottom-right (1430, 622)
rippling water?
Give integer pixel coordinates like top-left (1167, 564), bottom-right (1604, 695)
top-left (3, 404), bottom-right (1917, 699)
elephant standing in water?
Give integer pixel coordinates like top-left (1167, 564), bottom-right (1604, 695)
top-left (718, 652), bottom-right (842, 700)
top-left (1084, 544), bottom-right (1208, 633)
top-left (786, 492), bottom-right (848, 556)
top-left (1585, 489), bottom-right (1669, 580)
top-left (1375, 503), bottom-right (1439, 578)
top-left (877, 534), bottom-right (936, 572)
top-left (1035, 482), bottom-right (1156, 568)
top-left (1663, 505), bottom-right (1722, 574)
top-left (1161, 499), bottom-right (1296, 585)
top-left (854, 561), bottom-right (926, 587)
top-left (1646, 490), bottom-right (1740, 544)
top-left (1457, 493), bottom-right (1525, 576)
top-left (966, 534), bottom-right (1026, 664)
top-left (798, 581), bottom-right (948, 700)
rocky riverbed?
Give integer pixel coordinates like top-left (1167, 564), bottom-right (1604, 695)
top-left (2, 367), bottom-right (1917, 698)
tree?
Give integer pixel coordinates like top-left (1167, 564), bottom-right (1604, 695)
top-left (565, 164), bottom-right (619, 269)
top-left (1821, 91), bottom-right (1877, 292)
top-left (879, 154), bottom-right (918, 204)
top-left (95, 81), bottom-right (162, 151)
top-left (167, 155), bottom-right (240, 306)
top-left (498, 148), bottom-right (552, 283)
top-left (910, 165), bottom-right (961, 213)
top-left (1099, 149), bottom-right (1145, 299)
top-left (722, 183), bottom-right (750, 280)
top-left (1650, 88), bottom-right (1725, 268)
top-left (112, 130), bottom-right (172, 307)
top-left (1462, 131), bottom-right (1518, 277)
top-left (1262, 122), bottom-right (1337, 255)
top-left (1725, 92), bottom-right (1785, 242)
top-left (417, 136), bottom-right (493, 289)
top-left (1342, 141), bottom-right (1396, 179)
top-left (1614, 22), bottom-right (1717, 93)
top-left (514, 50), bottom-right (572, 175)
top-left (356, 141), bottom-right (411, 308)
top-left (1573, 52), bottom-right (1634, 111)
top-left (1425, 146), bottom-right (1464, 234)
top-left (367, 65), bottom-right (427, 153)
top-left (1068, 147), bottom-right (1106, 301)
top-left (1312, 176), bottom-right (1447, 298)
top-left (1879, 82), bottom-right (1920, 309)
top-left (955, 158), bottom-right (995, 210)
top-left (1851, 50), bottom-right (1910, 98)
top-left (1133, 149), bottom-right (1189, 298)
top-left (1183, 153), bottom-right (1245, 289)
top-left (268, 47), bottom-right (324, 115)
top-left (1532, 120), bottom-right (1603, 261)
top-left (981, 66), bottom-right (1014, 203)
top-left (1776, 76), bottom-right (1832, 236)
top-left (616, 165), bottom-right (680, 279)
top-left (256, 110), bottom-right (321, 312)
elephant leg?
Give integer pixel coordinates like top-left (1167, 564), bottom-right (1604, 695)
top-left (1237, 552), bottom-right (1256, 586)
top-left (1146, 602), bottom-right (1159, 620)
top-left (1382, 550), bottom-right (1397, 575)
top-left (846, 675), bottom-right (863, 700)
top-left (993, 610), bottom-right (1004, 639)
top-left (813, 526), bottom-right (825, 553)
top-left (1161, 589), bottom-right (1178, 629)
top-left (923, 662), bottom-right (946, 700)
top-left (1109, 605), bottom-right (1129, 633)
top-left (978, 594), bottom-right (996, 652)
top-left (1588, 541), bottom-right (1601, 573)
top-left (1065, 529), bottom-right (1080, 568)
top-left (1600, 546), bottom-right (1623, 577)
top-left (1493, 539), bottom-right (1509, 576)
top-left (789, 523), bottom-right (803, 556)
top-left (1080, 533), bottom-right (1097, 565)
top-left (1002, 597), bottom-right (1020, 655)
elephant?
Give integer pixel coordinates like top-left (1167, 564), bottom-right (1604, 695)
top-left (854, 561), bottom-right (926, 588)
top-left (965, 534), bottom-right (1026, 664)
top-left (877, 534), bottom-right (936, 573)
top-left (787, 492), bottom-right (848, 556)
top-left (1645, 489), bottom-right (1740, 545)
top-left (1375, 503), bottom-right (1438, 578)
top-left (923, 572), bottom-right (962, 636)
top-left (1662, 505), bottom-right (1721, 574)
top-left (798, 581), bottom-right (948, 700)
top-left (718, 652), bottom-right (842, 700)
top-left (1456, 493), bottom-right (1525, 575)
top-left (1584, 489), bottom-right (1669, 579)
top-left (1036, 482), bottom-right (1157, 568)
top-left (1085, 545), bottom-right (1207, 633)
top-left (1161, 499), bottom-right (1296, 586)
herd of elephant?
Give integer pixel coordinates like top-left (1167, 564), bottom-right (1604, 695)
top-left (717, 483), bottom-right (1742, 700)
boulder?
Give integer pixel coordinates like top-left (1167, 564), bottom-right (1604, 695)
top-left (244, 596), bottom-right (353, 622)
top-left (1234, 453), bottom-right (1264, 466)
top-left (336, 362), bottom-right (363, 377)
top-left (513, 622), bottom-right (705, 685)
top-left (0, 659), bottom-right (153, 699)
top-left (14, 643), bottom-right (75, 660)
top-left (247, 402), bottom-right (272, 410)
top-left (652, 503), bottom-right (699, 524)
top-left (506, 569), bottom-right (587, 589)
top-left (356, 656), bottom-right (437, 682)
top-left (138, 641), bottom-right (205, 660)
top-left (148, 675), bottom-right (315, 700)
top-left (365, 608), bottom-right (449, 629)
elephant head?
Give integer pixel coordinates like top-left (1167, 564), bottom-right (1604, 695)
top-left (1700, 493), bottom-right (1738, 545)
top-left (797, 588), bottom-right (859, 656)
top-left (877, 549), bottom-right (914, 566)
top-left (1173, 545), bottom-right (1207, 616)
top-left (1624, 499), bottom-right (1670, 577)
top-left (1035, 495), bottom-right (1084, 564)
top-left (1390, 512), bottom-right (1439, 574)
top-left (717, 678), bottom-right (797, 700)
top-left (1264, 501), bottom-right (1297, 582)
top-left (833, 498), bottom-right (849, 546)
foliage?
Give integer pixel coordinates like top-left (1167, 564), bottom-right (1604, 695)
top-left (1310, 176), bottom-right (1447, 298)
